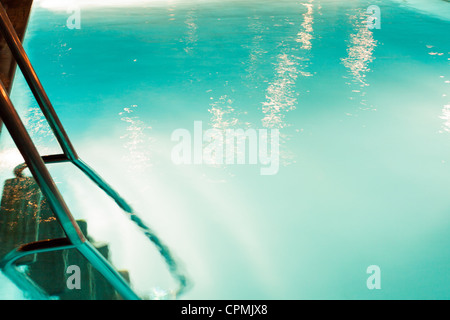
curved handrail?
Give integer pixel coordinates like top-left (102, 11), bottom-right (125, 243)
top-left (14, 157), bottom-right (190, 298)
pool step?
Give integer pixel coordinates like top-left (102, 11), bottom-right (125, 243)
top-left (0, 176), bottom-right (41, 265)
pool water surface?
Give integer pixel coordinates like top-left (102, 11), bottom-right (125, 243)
top-left (0, 0), bottom-right (449, 299)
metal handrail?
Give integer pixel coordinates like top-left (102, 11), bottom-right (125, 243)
top-left (0, 76), bottom-right (140, 299)
top-left (1, 238), bottom-right (76, 300)
top-left (0, 2), bottom-right (133, 214)
top-left (0, 2), bottom-right (188, 299)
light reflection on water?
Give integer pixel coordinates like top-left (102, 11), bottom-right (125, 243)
top-left (261, 0), bottom-right (315, 166)
top-left (119, 105), bottom-right (154, 171)
top-left (183, 8), bottom-right (198, 53)
top-left (341, 7), bottom-right (377, 112)
top-left (341, 10), bottom-right (377, 88)
top-left (296, 1), bottom-right (315, 50)
top-left (262, 1), bottom-right (315, 130)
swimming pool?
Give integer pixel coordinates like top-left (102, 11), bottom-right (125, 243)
top-left (0, 0), bottom-right (449, 299)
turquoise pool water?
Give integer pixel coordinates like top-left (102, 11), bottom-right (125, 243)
top-left (0, 0), bottom-right (449, 299)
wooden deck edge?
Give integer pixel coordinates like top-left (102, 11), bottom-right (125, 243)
top-left (0, 0), bottom-right (34, 134)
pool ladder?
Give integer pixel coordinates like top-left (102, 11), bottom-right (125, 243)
top-left (0, 2), bottom-right (187, 299)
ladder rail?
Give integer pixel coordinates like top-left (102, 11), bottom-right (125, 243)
top-left (0, 77), bottom-right (140, 300)
top-left (0, 2), bottom-right (189, 299)
top-left (0, 238), bottom-right (76, 300)
top-left (0, 2), bottom-right (78, 160)
top-left (0, 2), bottom-right (134, 214)
top-left (0, 1), bottom-right (143, 299)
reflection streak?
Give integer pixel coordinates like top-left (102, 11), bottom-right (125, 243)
top-left (341, 10), bottom-right (377, 88)
top-left (119, 105), bottom-right (153, 171)
top-left (262, 1), bottom-right (315, 130)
